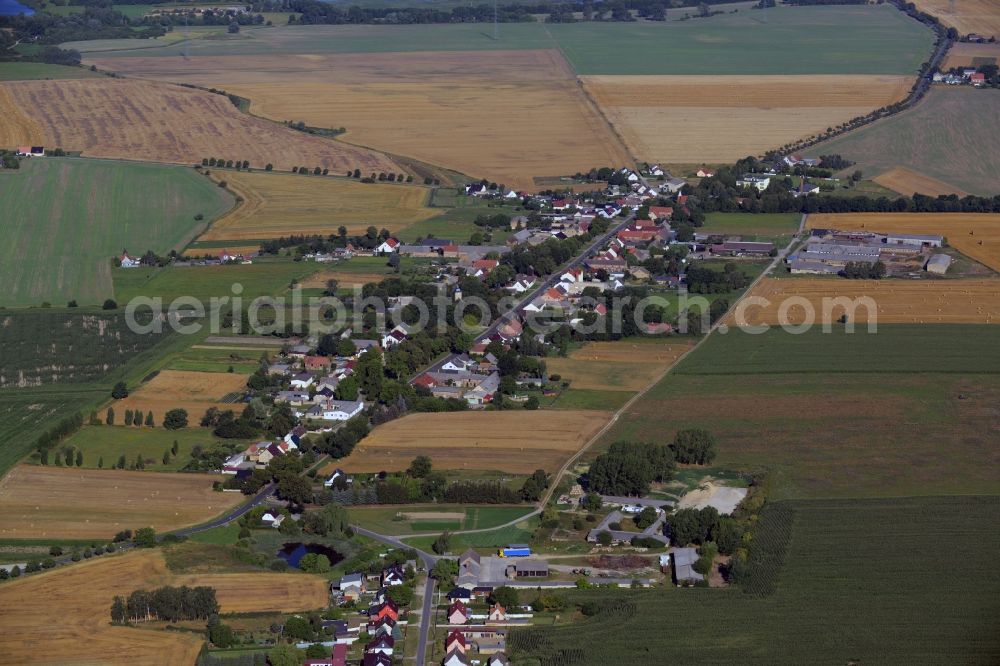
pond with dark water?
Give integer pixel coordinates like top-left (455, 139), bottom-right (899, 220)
top-left (0, 0), bottom-right (34, 16)
top-left (276, 542), bottom-right (344, 568)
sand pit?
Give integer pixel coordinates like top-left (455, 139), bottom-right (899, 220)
top-left (676, 482), bottom-right (749, 515)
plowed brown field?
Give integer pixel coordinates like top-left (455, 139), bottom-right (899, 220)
top-left (0, 550), bottom-right (327, 665)
top-left (0, 465), bottom-right (243, 539)
top-left (201, 170), bottom-right (436, 240)
top-left (912, 0), bottom-right (1000, 37)
top-left (807, 213), bottom-right (1000, 272)
top-left (87, 50), bottom-right (633, 191)
top-left (337, 410), bottom-right (612, 474)
top-left (2, 78), bottom-right (400, 174)
top-left (115, 369), bottom-right (249, 424)
top-left (581, 74), bottom-right (913, 162)
top-left (726, 277), bottom-right (1000, 326)
top-left (943, 41), bottom-right (1000, 68)
top-left (872, 166), bottom-right (969, 197)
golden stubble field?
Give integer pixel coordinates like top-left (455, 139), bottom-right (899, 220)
top-left (727, 277), bottom-right (1000, 326)
top-left (872, 166), bottom-right (969, 197)
top-left (807, 213), bottom-right (1000, 272)
top-left (1, 78), bottom-right (401, 174)
top-left (88, 50), bottom-right (633, 191)
top-left (581, 74), bottom-right (913, 163)
top-left (545, 338), bottom-right (696, 392)
top-left (201, 170), bottom-right (437, 241)
top-left (0, 550), bottom-right (328, 665)
top-left (0, 85), bottom-right (44, 147)
top-left (912, 0), bottom-right (1000, 38)
top-left (943, 41), bottom-right (1000, 68)
top-left (335, 410), bottom-right (612, 474)
top-left (0, 465), bottom-right (243, 539)
top-left (115, 369), bottom-right (249, 423)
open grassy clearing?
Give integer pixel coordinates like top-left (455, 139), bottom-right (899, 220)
top-left (113, 258), bottom-right (321, 303)
top-left (337, 410), bottom-right (611, 474)
top-left (0, 157), bottom-right (234, 308)
top-left (402, 519), bottom-right (538, 554)
top-left (396, 205), bottom-right (514, 244)
top-left (584, 74), bottom-right (913, 163)
top-left (349, 505), bottom-right (533, 535)
top-left (509, 496), bottom-right (1000, 664)
top-left (912, 0), bottom-right (1000, 37)
top-left (0, 465), bottom-right (243, 540)
top-left (0, 62), bottom-right (102, 80)
top-left (871, 165), bottom-right (969, 197)
top-left (728, 277), bottom-right (1000, 326)
top-left (0, 387), bottom-right (103, 476)
top-left (90, 50), bottom-right (630, 191)
top-left (545, 387), bottom-right (634, 412)
top-left (545, 338), bottom-right (696, 393)
top-left (58, 425), bottom-right (250, 472)
top-left (603, 369), bottom-right (1000, 500)
top-left (700, 212), bottom-right (801, 239)
top-left (81, 6), bottom-right (933, 75)
top-left (0, 549), bottom-right (328, 665)
top-left (165, 344), bottom-right (267, 374)
top-left (676, 325), bottom-right (1000, 375)
top-left (1, 78), bottom-right (400, 175)
top-left (201, 170), bottom-right (436, 240)
top-left (943, 41), bottom-right (1000, 68)
top-left (804, 87), bottom-right (1000, 196)
top-left (806, 212), bottom-right (1000, 272)
top-left (113, 369), bottom-right (248, 424)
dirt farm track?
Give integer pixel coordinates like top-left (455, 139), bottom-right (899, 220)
top-left (0, 550), bottom-right (328, 665)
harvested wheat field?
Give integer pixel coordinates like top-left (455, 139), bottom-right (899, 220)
top-left (0, 465), bottom-right (242, 539)
top-left (0, 550), bottom-right (327, 665)
top-left (912, 0), bottom-right (1000, 38)
top-left (582, 75), bottom-right (913, 163)
top-left (943, 41), bottom-right (1000, 68)
top-left (872, 166), bottom-right (969, 197)
top-left (1, 78), bottom-right (400, 174)
top-left (201, 170), bottom-right (436, 241)
top-left (545, 339), bottom-right (696, 392)
top-left (301, 269), bottom-right (388, 289)
top-left (116, 369), bottom-right (249, 424)
top-left (336, 410), bottom-right (611, 474)
top-left (727, 277), bottom-right (1000, 327)
top-left (807, 213), bottom-right (1000, 272)
top-left (88, 50), bottom-right (632, 191)
top-left (0, 84), bottom-right (44, 148)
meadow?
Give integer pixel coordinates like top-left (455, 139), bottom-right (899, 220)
top-left (602, 309), bottom-right (1000, 502)
top-left (0, 465), bottom-right (244, 539)
top-left (349, 505), bottom-right (533, 535)
top-left (58, 425), bottom-right (248, 472)
top-left (729, 277), bottom-right (1000, 326)
top-left (0, 157), bottom-right (233, 307)
top-left (165, 344), bottom-right (268, 374)
top-left (700, 212), bottom-right (801, 240)
top-left (81, 6), bottom-right (933, 75)
top-left (0, 549), bottom-right (328, 665)
top-left (1, 78), bottom-right (400, 174)
top-left (803, 87), bottom-right (1000, 196)
top-left (338, 410), bottom-right (611, 474)
top-left (201, 170), bottom-right (437, 240)
top-left (806, 212), bottom-right (1000, 272)
top-left (508, 495), bottom-right (1000, 665)
top-left (0, 62), bottom-right (102, 80)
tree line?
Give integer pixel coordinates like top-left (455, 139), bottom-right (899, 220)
top-left (111, 586), bottom-right (219, 624)
top-left (587, 430), bottom-right (717, 496)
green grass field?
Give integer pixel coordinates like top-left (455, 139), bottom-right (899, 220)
top-left (546, 388), bottom-right (632, 411)
top-left (0, 62), bottom-right (103, 80)
top-left (403, 518), bottom-right (538, 553)
top-left (0, 158), bottom-right (233, 307)
top-left (55, 425), bottom-right (247, 471)
top-left (166, 345), bottom-right (268, 374)
top-left (804, 88), bottom-right (1000, 196)
top-left (602, 325), bottom-right (1000, 500)
top-left (74, 6), bottom-right (932, 75)
top-left (700, 212), bottom-right (801, 241)
top-left (509, 495), bottom-right (1000, 665)
top-left (396, 207), bottom-right (512, 244)
top-left (350, 505), bottom-right (533, 535)
top-left (113, 258), bottom-right (319, 304)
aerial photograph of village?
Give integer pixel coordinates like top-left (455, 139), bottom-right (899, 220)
top-left (0, 0), bottom-right (998, 663)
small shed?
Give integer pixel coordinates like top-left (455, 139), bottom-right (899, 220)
top-left (925, 254), bottom-right (952, 275)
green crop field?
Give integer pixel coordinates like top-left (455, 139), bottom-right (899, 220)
top-left (0, 158), bottom-right (233, 308)
top-left (805, 88), bottom-right (1000, 196)
top-left (0, 62), bottom-right (103, 80)
top-left (677, 325), bottom-right (1000, 375)
top-left (75, 5), bottom-right (932, 76)
top-left (56, 425), bottom-right (248, 471)
top-left (700, 212), bottom-right (801, 241)
top-left (165, 345), bottom-right (268, 374)
top-left (598, 323), bottom-right (1000, 499)
top-left (113, 258), bottom-right (319, 304)
top-left (509, 495), bottom-right (1000, 665)
top-left (546, 388), bottom-right (632, 411)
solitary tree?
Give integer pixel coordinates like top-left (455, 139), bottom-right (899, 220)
top-left (106, 407), bottom-right (115, 425)
top-left (145, 411), bottom-right (154, 427)
top-left (163, 409), bottom-right (189, 430)
top-left (75, 450), bottom-right (83, 467)
top-left (111, 381), bottom-right (128, 399)
top-left (408, 455), bottom-right (433, 479)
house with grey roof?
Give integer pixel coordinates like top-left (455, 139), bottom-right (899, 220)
top-left (671, 547), bottom-right (704, 584)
